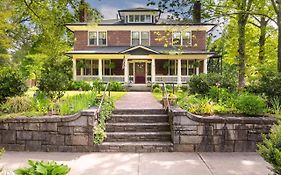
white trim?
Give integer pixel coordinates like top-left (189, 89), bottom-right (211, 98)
top-left (88, 31), bottom-right (107, 46)
top-left (120, 45), bottom-right (159, 54)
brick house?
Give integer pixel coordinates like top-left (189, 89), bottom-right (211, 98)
top-left (66, 6), bottom-right (214, 85)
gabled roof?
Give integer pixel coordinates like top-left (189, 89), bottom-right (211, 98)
top-left (120, 45), bottom-right (160, 54)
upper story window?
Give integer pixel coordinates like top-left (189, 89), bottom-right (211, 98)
top-left (172, 31), bottom-right (192, 46)
top-left (132, 31), bottom-right (149, 46)
top-left (89, 31), bottom-right (107, 46)
top-left (128, 15), bottom-right (152, 23)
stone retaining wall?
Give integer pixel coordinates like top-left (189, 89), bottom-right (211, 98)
top-left (169, 107), bottom-right (277, 152)
top-left (0, 108), bottom-right (98, 152)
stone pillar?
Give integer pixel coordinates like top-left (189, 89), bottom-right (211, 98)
top-left (73, 59), bottom-right (77, 81)
top-left (177, 59), bottom-right (182, 84)
top-left (203, 59), bottom-right (208, 74)
top-left (124, 58), bottom-right (129, 83)
top-left (98, 58), bottom-right (102, 80)
top-left (151, 58), bottom-right (156, 83)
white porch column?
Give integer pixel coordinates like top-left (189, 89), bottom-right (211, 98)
top-left (98, 58), bottom-right (102, 80)
top-left (151, 58), bottom-right (156, 83)
top-left (203, 59), bottom-right (208, 74)
top-left (177, 59), bottom-right (182, 84)
top-left (196, 67), bottom-right (199, 75)
top-left (186, 60), bottom-right (189, 76)
top-left (124, 58), bottom-right (129, 83)
top-left (73, 59), bottom-right (77, 81)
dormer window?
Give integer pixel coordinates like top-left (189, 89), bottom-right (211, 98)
top-left (128, 15), bottom-right (152, 23)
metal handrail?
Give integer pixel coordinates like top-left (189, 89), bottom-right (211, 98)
top-left (162, 82), bottom-right (171, 111)
top-left (97, 82), bottom-right (110, 120)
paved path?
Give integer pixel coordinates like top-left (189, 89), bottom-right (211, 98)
top-left (115, 92), bottom-right (163, 109)
top-left (0, 152), bottom-right (270, 175)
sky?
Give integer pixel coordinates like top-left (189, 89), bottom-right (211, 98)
top-left (86, 0), bottom-right (157, 19)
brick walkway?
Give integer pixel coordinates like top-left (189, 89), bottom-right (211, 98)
top-left (115, 92), bottom-right (163, 109)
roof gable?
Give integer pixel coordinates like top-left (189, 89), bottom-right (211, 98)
top-left (120, 45), bottom-right (160, 55)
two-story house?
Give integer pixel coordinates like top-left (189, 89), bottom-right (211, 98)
top-left (66, 6), bottom-right (214, 85)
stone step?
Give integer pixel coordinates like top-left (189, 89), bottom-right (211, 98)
top-left (113, 109), bottom-right (167, 115)
top-left (105, 132), bottom-right (171, 142)
top-left (106, 122), bottom-right (170, 132)
top-left (108, 114), bottom-right (169, 123)
top-left (93, 141), bottom-right (173, 152)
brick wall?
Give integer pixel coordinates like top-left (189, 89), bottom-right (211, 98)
top-left (192, 31), bottom-right (206, 51)
top-left (0, 108), bottom-right (98, 152)
top-left (108, 31), bottom-right (131, 46)
top-left (169, 107), bottom-right (276, 152)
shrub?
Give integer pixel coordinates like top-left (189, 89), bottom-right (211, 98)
top-left (189, 74), bottom-right (209, 94)
top-left (38, 58), bottom-right (71, 100)
top-left (235, 93), bottom-right (266, 115)
top-left (67, 80), bottom-right (92, 91)
top-left (15, 160), bottom-right (70, 175)
top-left (0, 67), bottom-right (27, 103)
top-left (0, 96), bottom-right (33, 113)
top-left (208, 87), bottom-right (235, 103)
top-left (152, 84), bottom-right (160, 90)
top-left (108, 81), bottom-right (124, 91)
top-left (257, 124), bottom-right (281, 175)
top-left (153, 87), bottom-right (162, 93)
top-left (189, 73), bottom-right (237, 95)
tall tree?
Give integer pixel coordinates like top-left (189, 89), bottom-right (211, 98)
top-left (270, 0), bottom-right (281, 72)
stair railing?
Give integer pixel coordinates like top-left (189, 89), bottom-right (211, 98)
top-left (97, 82), bottom-right (110, 121)
top-left (161, 82), bottom-right (171, 111)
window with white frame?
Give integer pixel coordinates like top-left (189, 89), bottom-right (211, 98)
top-left (172, 31), bottom-right (192, 46)
top-left (88, 31), bottom-right (107, 46)
top-left (132, 31), bottom-right (149, 46)
top-left (127, 15), bottom-right (152, 23)
top-left (172, 32), bottom-right (181, 46)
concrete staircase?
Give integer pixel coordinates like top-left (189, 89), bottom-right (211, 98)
top-left (94, 109), bottom-right (173, 152)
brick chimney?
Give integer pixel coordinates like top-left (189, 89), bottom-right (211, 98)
top-left (79, 0), bottom-right (88, 22)
top-left (193, 1), bottom-right (201, 23)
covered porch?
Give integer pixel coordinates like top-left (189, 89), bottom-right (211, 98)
top-left (71, 54), bottom-right (209, 85)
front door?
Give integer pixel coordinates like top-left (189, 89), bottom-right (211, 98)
top-left (135, 62), bottom-right (146, 84)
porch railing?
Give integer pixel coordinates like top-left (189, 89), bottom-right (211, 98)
top-left (155, 76), bottom-right (177, 83)
top-left (102, 76), bottom-right (125, 82)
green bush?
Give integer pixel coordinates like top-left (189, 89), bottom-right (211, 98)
top-left (189, 74), bottom-right (209, 94)
top-left (38, 58), bottom-right (71, 100)
top-left (153, 87), bottom-right (162, 93)
top-left (258, 124), bottom-right (281, 175)
top-left (108, 81), bottom-right (124, 91)
top-left (189, 73), bottom-right (237, 95)
top-left (0, 96), bottom-right (33, 113)
top-left (208, 87), bottom-right (235, 103)
top-left (67, 80), bottom-right (92, 91)
top-left (15, 160), bottom-right (70, 175)
top-left (152, 84), bottom-right (160, 90)
top-left (235, 94), bottom-right (266, 115)
top-left (0, 67), bottom-right (27, 103)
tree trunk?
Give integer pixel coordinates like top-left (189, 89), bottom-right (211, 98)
top-left (259, 17), bottom-right (266, 63)
top-left (238, 14), bottom-right (247, 89)
top-left (278, 12), bottom-right (281, 72)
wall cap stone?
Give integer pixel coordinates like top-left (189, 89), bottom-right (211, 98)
top-left (0, 108), bottom-right (98, 123)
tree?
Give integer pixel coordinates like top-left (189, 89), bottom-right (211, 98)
top-left (270, 0), bottom-right (281, 72)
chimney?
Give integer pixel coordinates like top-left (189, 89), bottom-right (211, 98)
top-left (193, 1), bottom-right (201, 23)
top-left (79, 0), bottom-right (88, 22)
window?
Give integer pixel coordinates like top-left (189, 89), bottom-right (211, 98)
top-left (132, 32), bottom-right (140, 46)
top-left (127, 15), bottom-right (152, 23)
top-left (132, 31), bottom-right (150, 46)
top-left (172, 32), bottom-right (181, 46)
top-left (141, 32), bottom-right (149, 46)
top-left (89, 31), bottom-right (107, 46)
top-left (182, 32), bottom-right (192, 46)
top-left (98, 32), bottom-right (106, 46)
top-left (89, 32), bottom-right (97, 45)
top-left (135, 15), bottom-right (140, 22)
top-left (145, 15), bottom-right (151, 23)
top-left (129, 15), bottom-right (134, 22)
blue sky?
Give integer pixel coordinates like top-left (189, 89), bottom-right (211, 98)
top-left (86, 0), bottom-right (157, 19)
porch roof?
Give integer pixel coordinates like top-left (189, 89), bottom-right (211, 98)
top-left (66, 46), bottom-right (215, 55)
